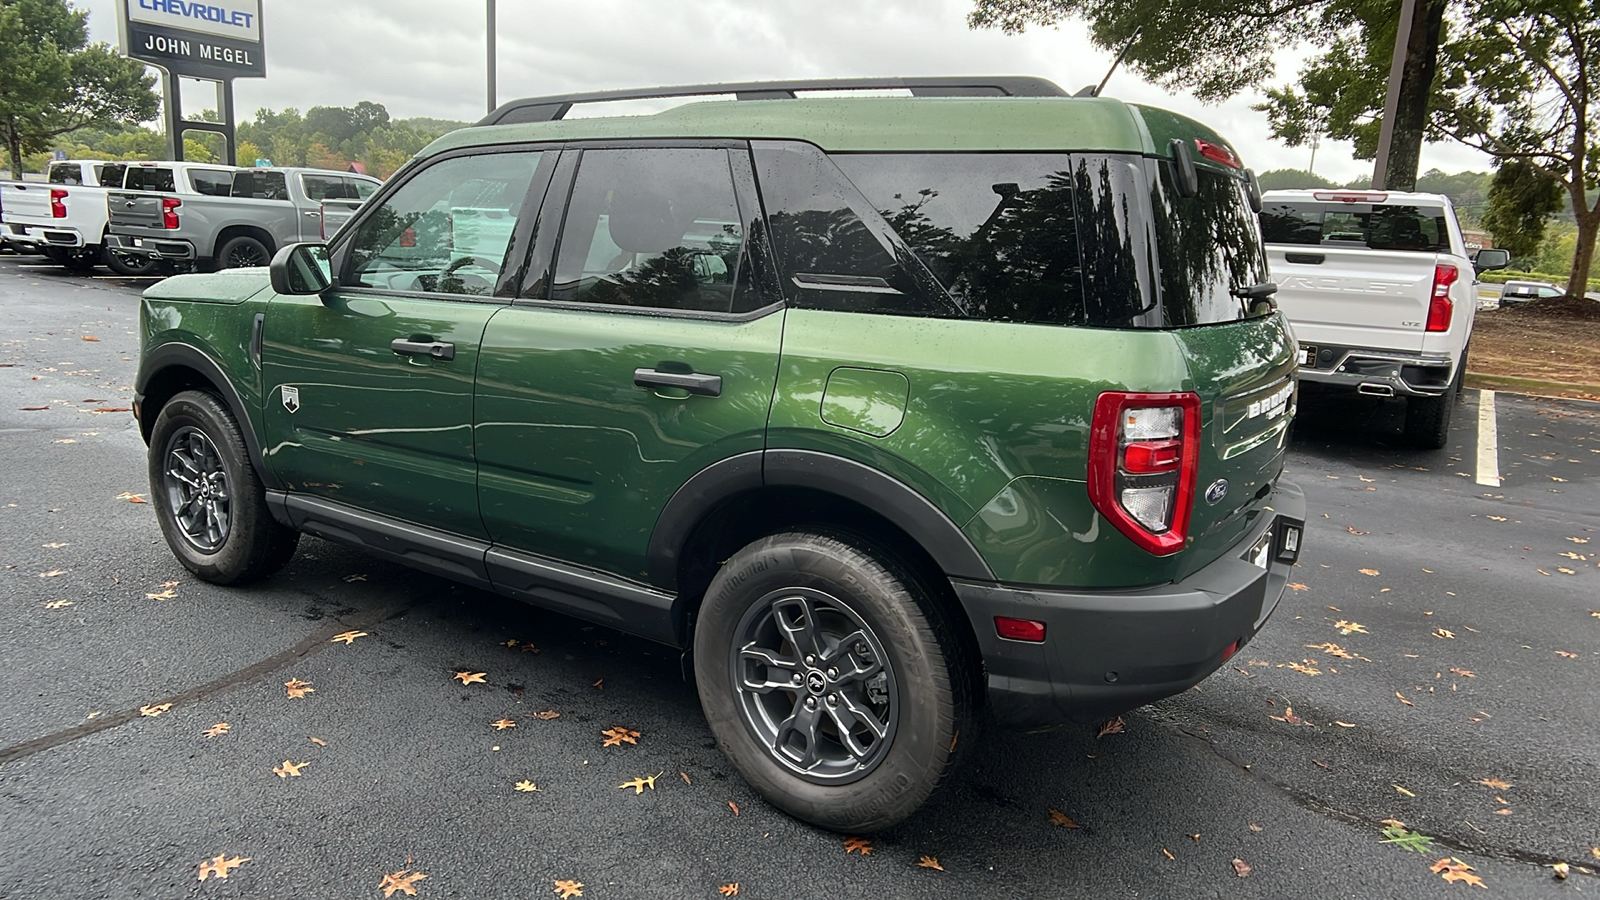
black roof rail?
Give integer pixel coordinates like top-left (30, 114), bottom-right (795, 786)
top-left (475, 76), bottom-right (1069, 127)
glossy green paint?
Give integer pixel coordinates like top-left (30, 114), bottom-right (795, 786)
top-left (820, 367), bottom-right (909, 437)
top-left (139, 286), bottom-right (270, 439)
top-left (143, 269), bottom-right (273, 305)
top-left (259, 289), bottom-right (501, 537)
top-left (473, 304), bottom-right (784, 582)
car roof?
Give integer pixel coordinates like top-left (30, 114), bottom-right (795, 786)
top-left (419, 96), bottom-right (1236, 162)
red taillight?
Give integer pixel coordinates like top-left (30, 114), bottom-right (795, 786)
top-left (319, 202), bottom-right (327, 240)
top-left (161, 196), bottom-right (181, 229)
top-left (1194, 139), bottom-right (1240, 169)
top-left (50, 188), bottom-right (67, 218)
top-left (1427, 264), bottom-right (1457, 332)
top-left (1088, 391), bottom-right (1201, 556)
top-left (994, 617), bottom-right (1047, 643)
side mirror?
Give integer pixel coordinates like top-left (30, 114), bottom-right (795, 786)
top-left (269, 243), bottom-right (332, 295)
top-left (1473, 248), bottom-right (1511, 272)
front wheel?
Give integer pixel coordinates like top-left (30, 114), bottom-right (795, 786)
top-left (215, 235), bottom-right (270, 270)
top-left (148, 391), bottom-right (298, 584)
top-left (693, 532), bottom-right (972, 832)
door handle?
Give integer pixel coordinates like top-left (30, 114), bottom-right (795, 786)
top-left (303, 210), bottom-right (322, 218)
top-left (634, 367), bottom-right (722, 397)
top-left (391, 337), bottom-right (455, 360)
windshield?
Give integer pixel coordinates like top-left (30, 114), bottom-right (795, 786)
top-left (1260, 202), bottom-right (1451, 252)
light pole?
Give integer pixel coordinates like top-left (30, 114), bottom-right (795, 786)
top-left (1371, 0), bottom-right (1418, 189)
top-left (486, 0), bottom-right (497, 115)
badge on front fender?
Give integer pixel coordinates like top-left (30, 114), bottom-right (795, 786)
top-left (281, 385), bottom-right (300, 413)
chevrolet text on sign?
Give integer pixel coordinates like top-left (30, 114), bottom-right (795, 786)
top-left (118, 0), bottom-right (264, 80)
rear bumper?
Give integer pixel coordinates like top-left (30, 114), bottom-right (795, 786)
top-left (4, 222), bottom-right (86, 248)
top-left (106, 233), bottom-right (195, 260)
top-left (955, 480), bottom-right (1305, 730)
top-left (1296, 345), bottom-right (1454, 398)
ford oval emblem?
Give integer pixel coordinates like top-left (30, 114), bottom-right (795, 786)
top-left (1204, 479), bottom-right (1229, 505)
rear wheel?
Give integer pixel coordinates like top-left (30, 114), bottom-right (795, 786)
top-left (42, 246), bottom-right (99, 272)
top-left (693, 531), bottom-right (972, 832)
top-left (104, 249), bottom-right (159, 276)
top-left (1404, 385), bottom-right (1456, 449)
top-left (215, 235), bottom-right (270, 270)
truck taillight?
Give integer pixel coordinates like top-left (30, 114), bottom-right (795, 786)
top-left (319, 202), bottom-right (327, 240)
top-left (50, 189), bottom-right (67, 218)
top-left (161, 196), bottom-right (181, 229)
top-left (1427, 264), bottom-right (1457, 332)
top-left (1088, 392), bottom-right (1201, 556)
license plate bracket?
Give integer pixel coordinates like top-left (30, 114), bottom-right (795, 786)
top-left (1299, 345), bottom-right (1317, 367)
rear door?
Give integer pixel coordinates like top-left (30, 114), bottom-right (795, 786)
top-left (474, 143), bottom-right (783, 585)
top-left (260, 149), bottom-right (551, 539)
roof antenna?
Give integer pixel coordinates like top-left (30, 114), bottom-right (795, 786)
top-left (1077, 27), bottom-right (1142, 98)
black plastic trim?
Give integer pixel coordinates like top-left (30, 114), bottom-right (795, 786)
top-left (136, 341), bottom-right (278, 490)
top-left (284, 494), bottom-right (494, 588)
top-left (647, 452), bottom-right (765, 589)
top-left (486, 548), bottom-right (677, 646)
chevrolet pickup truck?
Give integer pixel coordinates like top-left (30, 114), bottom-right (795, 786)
top-left (1260, 189), bottom-right (1509, 449)
top-left (1, 159), bottom-right (160, 275)
top-left (105, 165), bottom-right (379, 270)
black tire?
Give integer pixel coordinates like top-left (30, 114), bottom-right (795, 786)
top-left (693, 531), bottom-right (972, 832)
top-left (214, 235), bottom-right (271, 270)
top-left (148, 390), bottom-right (298, 584)
top-left (104, 249), bottom-right (159, 276)
top-left (42, 246), bottom-right (99, 272)
top-left (1403, 387), bottom-right (1455, 449)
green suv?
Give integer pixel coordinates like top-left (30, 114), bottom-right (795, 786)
top-left (134, 77), bottom-right (1305, 832)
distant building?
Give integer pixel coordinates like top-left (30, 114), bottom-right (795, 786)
top-left (347, 162), bottom-right (368, 176)
top-left (1461, 230), bottom-right (1492, 251)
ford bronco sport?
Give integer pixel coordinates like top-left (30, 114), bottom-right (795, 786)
top-left (134, 76), bottom-right (1305, 832)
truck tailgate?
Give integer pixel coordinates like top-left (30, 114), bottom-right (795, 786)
top-left (2, 182), bottom-right (54, 225)
top-left (108, 191), bottom-right (167, 230)
top-left (1268, 247), bottom-right (1443, 353)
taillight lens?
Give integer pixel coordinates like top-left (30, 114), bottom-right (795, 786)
top-left (1194, 139), bottom-right (1240, 169)
top-left (1088, 391), bottom-right (1201, 555)
top-left (161, 196), bottom-right (181, 229)
top-left (1427, 264), bottom-right (1457, 332)
top-left (319, 202), bottom-right (327, 240)
top-left (50, 188), bottom-right (67, 218)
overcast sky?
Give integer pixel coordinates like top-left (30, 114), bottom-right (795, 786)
top-left (82, 0), bottom-right (1493, 182)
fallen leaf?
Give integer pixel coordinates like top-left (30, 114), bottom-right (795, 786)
top-left (1559, 568), bottom-right (1577, 575)
top-left (1281, 662), bottom-right (1322, 676)
top-left (1096, 716), bottom-right (1125, 738)
top-left (1433, 628), bottom-right (1455, 639)
top-left (1268, 706), bottom-right (1303, 725)
top-left (500, 639), bottom-right (520, 647)
top-left (114, 492), bottom-right (147, 504)
top-left (20, 405), bottom-right (50, 411)
top-left (43, 542), bottom-right (69, 548)
top-left (618, 772), bottom-right (661, 794)
top-left (515, 780), bottom-right (540, 792)
top-left (1288, 582), bottom-right (1309, 591)
top-left (728, 801), bottom-right (740, 816)
top-left (379, 870), bottom-right (428, 897)
top-left (679, 772), bottom-right (691, 785)
top-left (1494, 808), bottom-right (1513, 816)
top-left (146, 589), bottom-right (176, 600)
top-left (196, 854), bottom-right (249, 881)
top-left (203, 722), bottom-right (230, 738)
top-left (1334, 620), bottom-right (1368, 635)
top-left (1450, 668), bottom-right (1476, 678)
top-left (1248, 823), bottom-right (1263, 832)
top-left (284, 679), bottom-right (315, 699)
top-left (1380, 825), bottom-right (1434, 853)
top-left (1430, 857), bottom-right (1486, 888)
top-left (453, 671), bottom-right (487, 685)
top-left (53, 438), bottom-right (77, 444)
top-left (43, 599), bottom-right (73, 609)
top-left (88, 407), bottom-right (130, 413)
top-left (1556, 651), bottom-right (1578, 658)
top-left (1396, 692), bottom-right (1415, 707)
top-left (534, 710), bottom-right (560, 720)
top-left (1347, 526), bottom-right (1368, 535)
top-left (38, 569), bottom-right (66, 578)
top-left (309, 736), bottom-right (327, 746)
top-left (1334, 721), bottom-right (1357, 728)
top-left (1306, 642), bottom-right (1362, 660)
top-left (1359, 568), bottom-right (1380, 576)
top-left (592, 678), bottom-right (604, 690)
top-left (140, 703), bottom-right (172, 717)
top-left (1394, 783), bottom-right (1416, 797)
top-left (1477, 778), bottom-right (1511, 790)
top-left (273, 760), bottom-right (308, 778)
top-left (1552, 862), bottom-right (1570, 879)
top-left (81, 336), bottom-right (100, 342)
top-left (1048, 809), bottom-right (1081, 828)
top-left (1312, 759), bottom-right (1332, 770)
top-left (1162, 848), bottom-right (1175, 861)
top-left (843, 836), bottom-right (873, 855)
top-left (330, 630), bottom-right (368, 644)
top-left (601, 726), bottom-right (641, 747)
top-left (552, 879), bottom-right (584, 899)
top-left (491, 719), bottom-right (516, 730)
top-left (719, 884), bottom-right (741, 896)
top-left (1561, 552), bottom-right (1586, 560)
top-left (1231, 858), bottom-right (1252, 877)
top-left (917, 856), bottom-right (944, 871)
top-left (1486, 515), bottom-right (1508, 522)
top-left (342, 573), bottom-right (367, 582)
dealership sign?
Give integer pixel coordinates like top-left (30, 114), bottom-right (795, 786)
top-left (118, 0), bottom-right (265, 80)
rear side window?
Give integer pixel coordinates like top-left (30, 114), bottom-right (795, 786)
top-left (352, 179), bottom-right (378, 199)
top-left (231, 170), bottom-right (289, 200)
top-left (124, 167), bottom-right (176, 192)
top-left (189, 168), bottom-right (235, 196)
top-left (1260, 202), bottom-right (1450, 252)
top-left (303, 174), bottom-right (361, 201)
top-left (99, 163), bottom-right (126, 188)
top-left (48, 164), bottom-right (84, 185)
top-left (1148, 162), bottom-right (1272, 327)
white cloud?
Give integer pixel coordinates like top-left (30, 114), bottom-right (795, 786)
top-left (79, 0), bottom-right (1490, 181)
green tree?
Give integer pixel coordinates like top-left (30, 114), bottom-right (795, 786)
top-left (0, 0), bottom-right (159, 174)
top-left (234, 139), bottom-right (263, 166)
top-left (1255, 168), bottom-right (1340, 191)
top-left (1479, 161), bottom-right (1564, 260)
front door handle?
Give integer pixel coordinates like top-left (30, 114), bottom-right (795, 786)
top-left (391, 337), bottom-right (455, 361)
top-left (303, 210), bottom-right (322, 218)
top-left (634, 367), bottom-right (722, 397)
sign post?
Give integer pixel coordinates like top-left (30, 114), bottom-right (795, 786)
top-left (116, 0), bottom-right (265, 164)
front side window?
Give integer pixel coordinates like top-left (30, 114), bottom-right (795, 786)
top-left (550, 148), bottom-right (746, 314)
top-left (189, 168), bottom-right (235, 197)
top-left (344, 151), bottom-right (540, 296)
top-left (1259, 202), bottom-right (1450, 252)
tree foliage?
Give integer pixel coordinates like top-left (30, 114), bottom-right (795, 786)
top-left (1480, 161), bottom-right (1565, 259)
top-left (0, 0), bottom-right (158, 175)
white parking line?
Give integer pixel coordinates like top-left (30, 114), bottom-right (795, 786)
top-left (1476, 389), bottom-right (1501, 487)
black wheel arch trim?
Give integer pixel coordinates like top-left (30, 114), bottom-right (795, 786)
top-left (646, 448), bottom-right (995, 592)
top-left (136, 342), bottom-right (280, 490)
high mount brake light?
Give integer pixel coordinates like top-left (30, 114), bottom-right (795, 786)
top-left (161, 196), bottom-right (181, 229)
top-left (1194, 139), bottom-right (1240, 169)
top-left (1088, 392), bottom-right (1201, 556)
top-left (50, 189), bottom-right (67, 218)
top-left (1312, 190), bottom-right (1389, 203)
top-left (1427, 264), bottom-right (1458, 332)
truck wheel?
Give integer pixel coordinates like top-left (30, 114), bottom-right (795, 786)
top-left (1404, 388), bottom-right (1455, 450)
top-left (43, 247), bottom-right (99, 272)
top-left (148, 390), bottom-right (298, 584)
top-left (215, 235), bottom-right (270, 269)
top-left (693, 531), bottom-right (972, 833)
top-left (105, 250), bottom-right (158, 276)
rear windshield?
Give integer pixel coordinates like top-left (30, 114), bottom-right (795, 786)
top-left (124, 167), bottom-right (176, 192)
top-left (1260, 202), bottom-right (1451, 252)
top-left (833, 152), bottom-right (1268, 328)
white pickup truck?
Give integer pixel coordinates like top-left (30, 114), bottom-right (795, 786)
top-left (1, 159), bottom-right (159, 275)
top-left (1260, 189), bottom-right (1509, 448)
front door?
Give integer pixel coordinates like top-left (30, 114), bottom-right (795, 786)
top-left (261, 149), bottom-right (550, 538)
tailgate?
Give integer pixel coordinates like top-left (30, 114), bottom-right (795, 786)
top-left (108, 191), bottom-right (166, 230)
top-left (1269, 246), bottom-right (1443, 353)
top-left (2, 183), bottom-right (54, 224)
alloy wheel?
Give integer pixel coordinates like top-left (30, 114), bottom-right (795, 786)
top-left (162, 425), bottom-right (232, 553)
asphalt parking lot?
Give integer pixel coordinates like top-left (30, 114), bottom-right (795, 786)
top-left (2, 252), bottom-right (1596, 898)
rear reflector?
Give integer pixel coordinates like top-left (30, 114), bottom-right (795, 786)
top-left (1222, 640), bottom-right (1239, 662)
top-left (994, 617), bottom-right (1046, 643)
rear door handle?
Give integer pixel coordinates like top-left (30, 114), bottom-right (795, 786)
top-left (634, 367), bottom-right (722, 397)
top-left (391, 337), bottom-right (455, 361)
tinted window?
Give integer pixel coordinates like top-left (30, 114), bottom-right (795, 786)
top-left (302, 173), bottom-right (358, 201)
top-left (189, 168), bottom-right (235, 196)
top-left (1260, 202), bottom-right (1450, 252)
top-left (550, 148), bottom-right (745, 313)
top-left (99, 163), bottom-right (126, 189)
top-left (345, 151), bottom-right (540, 296)
top-left (48, 164), bottom-right (84, 185)
top-left (754, 142), bottom-right (950, 317)
top-left (1149, 163), bottom-right (1271, 326)
top-left (352, 179), bottom-right (378, 199)
top-left (124, 167), bottom-right (176, 192)
top-left (231, 170), bottom-right (289, 199)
